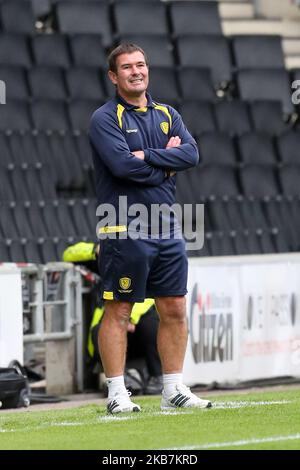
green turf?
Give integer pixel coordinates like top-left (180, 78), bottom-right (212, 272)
top-left (0, 389), bottom-right (300, 450)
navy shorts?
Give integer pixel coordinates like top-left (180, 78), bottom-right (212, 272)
top-left (98, 236), bottom-right (188, 302)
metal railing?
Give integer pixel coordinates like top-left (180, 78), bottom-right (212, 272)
top-left (21, 262), bottom-right (84, 391)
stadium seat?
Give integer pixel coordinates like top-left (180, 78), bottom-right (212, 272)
top-left (69, 199), bottom-right (93, 238)
top-left (263, 198), bottom-right (299, 251)
top-left (239, 166), bottom-right (280, 198)
top-left (119, 34), bottom-right (174, 67)
top-left (114, 1), bottom-right (168, 36)
top-left (147, 67), bottom-right (180, 104)
top-left (180, 101), bottom-right (216, 137)
top-left (55, 1), bottom-right (112, 46)
top-left (8, 240), bottom-right (26, 263)
top-left (40, 238), bottom-right (59, 263)
top-left (0, 169), bottom-right (15, 201)
top-left (0, 0), bottom-right (36, 34)
top-left (215, 101), bottom-right (252, 137)
top-left (277, 131), bottom-right (300, 165)
top-left (73, 133), bottom-right (94, 170)
top-left (27, 203), bottom-right (49, 238)
top-left (13, 203), bottom-right (34, 239)
top-left (238, 133), bottom-right (278, 166)
top-left (56, 199), bottom-right (78, 238)
top-left (0, 240), bottom-right (10, 262)
top-left (68, 34), bottom-right (106, 67)
top-left (277, 132), bottom-right (300, 197)
top-left (232, 35), bottom-right (285, 69)
top-left (199, 132), bottom-right (237, 166)
top-left (23, 239), bottom-right (43, 264)
top-left (237, 69), bottom-right (294, 115)
top-left (192, 165), bottom-right (240, 199)
top-left (0, 66), bottom-right (29, 100)
top-left (66, 67), bottom-right (106, 100)
top-left (31, 34), bottom-right (71, 68)
top-left (0, 101), bottom-right (32, 131)
top-left (0, 203), bottom-right (19, 238)
top-left (68, 99), bottom-right (100, 131)
top-left (249, 101), bottom-right (290, 136)
top-left (177, 36), bottom-right (232, 87)
top-left (0, 134), bottom-right (13, 168)
top-left (7, 133), bottom-right (41, 168)
top-left (170, 1), bottom-right (222, 36)
top-left (178, 67), bottom-right (216, 102)
top-left (28, 66), bottom-right (67, 100)
top-left (0, 34), bottom-right (32, 67)
top-left (209, 231), bottom-right (236, 256)
top-left (31, 100), bottom-right (70, 131)
top-left (279, 165), bottom-right (300, 197)
top-left (41, 201), bottom-right (66, 237)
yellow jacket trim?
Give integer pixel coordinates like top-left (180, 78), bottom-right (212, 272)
top-left (153, 103), bottom-right (172, 129)
top-left (117, 103), bottom-right (125, 129)
top-left (103, 291), bottom-right (114, 300)
top-left (98, 225), bottom-right (127, 234)
top-left (130, 299), bottom-right (155, 325)
top-left (134, 107), bottom-right (148, 112)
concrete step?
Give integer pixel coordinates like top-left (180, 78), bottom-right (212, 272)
top-left (222, 19), bottom-right (300, 37)
top-left (219, 2), bottom-right (254, 19)
top-left (255, 0), bottom-right (300, 20)
top-left (283, 38), bottom-right (300, 55)
top-left (285, 55), bottom-right (300, 69)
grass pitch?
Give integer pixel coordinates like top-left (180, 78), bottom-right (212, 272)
top-left (0, 389), bottom-right (300, 450)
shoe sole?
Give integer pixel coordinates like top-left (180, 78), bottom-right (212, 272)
top-left (161, 401), bottom-right (212, 410)
top-left (107, 406), bottom-right (141, 414)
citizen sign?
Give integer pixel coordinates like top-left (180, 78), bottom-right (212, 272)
top-left (189, 283), bottom-right (234, 363)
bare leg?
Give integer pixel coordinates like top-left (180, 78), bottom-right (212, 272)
top-left (155, 296), bottom-right (188, 373)
top-left (98, 300), bottom-right (133, 377)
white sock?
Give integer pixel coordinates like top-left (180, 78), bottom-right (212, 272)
top-left (106, 375), bottom-right (127, 399)
top-left (163, 373), bottom-right (183, 396)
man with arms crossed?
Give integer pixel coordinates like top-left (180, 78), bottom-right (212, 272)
top-left (89, 43), bottom-right (212, 413)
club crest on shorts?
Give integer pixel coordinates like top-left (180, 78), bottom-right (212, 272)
top-left (119, 277), bottom-right (132, 291)
top-left (160, 121), bottom-right (169, 135)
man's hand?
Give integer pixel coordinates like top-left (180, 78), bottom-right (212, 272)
top-left (127, 322), bottom-right (136, 333)
top-left (166, 136), bottom-right (181, 149)
top-left (132, 150), bottom-right (145, 160)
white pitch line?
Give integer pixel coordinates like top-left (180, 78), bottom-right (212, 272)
top-left (166, 434), bottom-right (300, 450)
top-left (213, 400), bottom-right (292, 409)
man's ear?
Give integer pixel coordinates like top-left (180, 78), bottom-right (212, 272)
top-left (108, 70), bottom-right (117, 85)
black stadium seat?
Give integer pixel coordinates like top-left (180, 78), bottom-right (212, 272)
top-left (180, 101), bottom-right (216, 136)
top-left (0, 101), bottom-right (32, 131)
top-left (119, 35), bottom-right (174, 67)
top-left (215, 101), bottom-right (252, 136)
top-left (177, 36), bottom-right (232, 87)
top-left (147, 67), bottom-right (180, 104)
top-left (0, 0), bottom-right (36, 34)
top-left (68, 34), bottom-right (107, 67)
top-left (237, 69), bottom-right (294, 115)
top-left (170, 1), bottom-right (222, 36)
top-left (238, 133), bottom-right (278, 166)
top-left (0, 34), bottom-right (32, 67)
top-left (68, 99), bottom-right (100, 131)
top-left (56, 1), bottom-right (112, 46)
top-left (0, 66), bottom-right (29, 100)
top-left (28, 66), bottom-right (67, 100)
top-left (178, 67), bottom-right (216, 102)
top-left (31, 100), bottom-right (70, 131)
top-left (232, 35), bottom-right (285, 69)
top-left (31, 34), bottom-right (71, 68)
top-left (114, 1), bottom-right (168, 36)
top-left (66, 67), bottom-right (106, 100)
top-left (249, 101), bottom-right (290, 136)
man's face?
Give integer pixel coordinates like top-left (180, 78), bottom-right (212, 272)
top-left (108, 51), bottom-right (149, 98)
